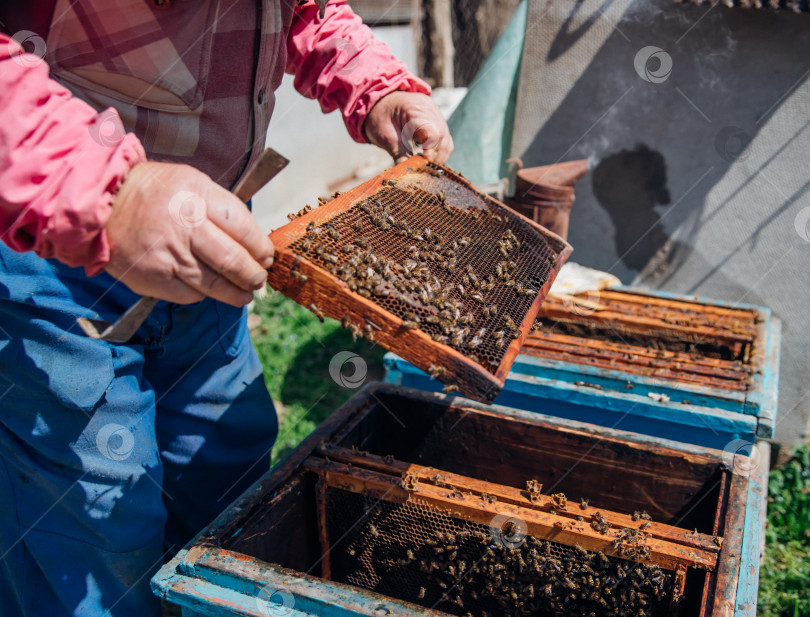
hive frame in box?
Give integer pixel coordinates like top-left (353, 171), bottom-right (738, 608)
top-left (266, 155), bottom-right (572, 404)
top-left (385, 287), bottom-right (781, 449)
top-left (151, 384), bottom-right (767, 617)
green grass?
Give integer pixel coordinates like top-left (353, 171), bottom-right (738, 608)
top-left (249, 292), bottom-right (386, 465)
top-left (249, 296), bottom-right (808, 614)
top-left (759, 445), bottom-right (810, 617)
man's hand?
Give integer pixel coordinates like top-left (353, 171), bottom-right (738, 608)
top-left (364, 91), bottom-right (454, 165)
top-left (104, 162), bottom-right (274, 307)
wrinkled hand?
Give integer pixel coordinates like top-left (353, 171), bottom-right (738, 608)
top-left (105, 162), bottom-right (274, 307)
top-left (364, 91), bottom-right (454, 165)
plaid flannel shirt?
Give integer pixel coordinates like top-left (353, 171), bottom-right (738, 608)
top-left (0, 0), bottom-right (429, 272)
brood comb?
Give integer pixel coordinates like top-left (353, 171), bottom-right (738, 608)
top-left (268, 155), bottom-right (572, 403)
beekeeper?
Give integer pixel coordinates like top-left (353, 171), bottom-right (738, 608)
top-left (0, 2), bottom-right (452, 615)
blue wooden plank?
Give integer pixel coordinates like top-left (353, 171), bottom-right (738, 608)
top-left (509, 353), bottom-right (747, 413)
top-left (154, 568), bottom-right (318, 617)
top-left (390, 354), bottom-right (759, 449)
top-left (733, 442), bottom-right (770, 617)
top-left (159, 548), bottom-right (448, 617)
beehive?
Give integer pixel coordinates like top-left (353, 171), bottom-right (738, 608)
top-left (268, 155), bottom-right (571, 403)
top-left (386, 288), bottom-right (780, 448)
top-left (153, 385), bottom-right (763, 617)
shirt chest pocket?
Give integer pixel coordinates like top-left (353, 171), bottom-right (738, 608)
top-left (44, 0), bottom-right (221, 156)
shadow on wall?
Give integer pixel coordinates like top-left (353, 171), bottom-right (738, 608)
top-left (518, 0), bottom-right (810, 279)
top-left (511, 0), bottom-right (810, 443)
top-left (591, 144), bottom-right (670, 271)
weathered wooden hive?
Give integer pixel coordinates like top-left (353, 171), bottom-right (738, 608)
top-left (153, 385), bottom-right (766, 617)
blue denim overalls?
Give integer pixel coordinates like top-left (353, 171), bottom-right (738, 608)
top-left (0, 243), bottom-right (278, 616)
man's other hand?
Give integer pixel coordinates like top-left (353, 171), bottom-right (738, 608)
top-left (364, 91), bottom-right (454, 165)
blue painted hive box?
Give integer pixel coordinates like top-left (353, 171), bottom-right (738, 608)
top-left (152, 384), bottom-right (767, 617)
top-left (384, 287), bottom-right (780, 450)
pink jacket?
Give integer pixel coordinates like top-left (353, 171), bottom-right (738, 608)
top-left (0, 0), bottom-right (429, 275)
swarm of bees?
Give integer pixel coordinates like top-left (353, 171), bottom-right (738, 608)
top-left (331, 480), bottom-right (676, 617)
top-left (396, 520), bottom-right (674, 617)
top-left (287, 166), bottom-right (556, 389)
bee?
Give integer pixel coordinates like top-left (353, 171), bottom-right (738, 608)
top-left (442, 384), bottom-right (459, 394)
top-left (309, 304), bottom-right (325, 322)
top-left (291, 270), bottom-right (308, 283)
top-left (300, 238), bottom-right (312, 252)
top-left (354, 236), bottom-right (369, 249)
top-left (580, 498), bottom-right (589, 510)
top-left (417, 587), bottom-right (426, 600)
top-left (402, 320), bottom-right (419, 329)
top-left (382, 178), bottom-right (396, 186)
top-left (353, 220), bottom-right (362, 232)
top-left (428, 364), bottom-right (446, 378)
top-left (369, 524), bottom-right (380, 537)
top-left (458, 237), bottom-right (471, 247)
top-left (482, 307), bottom-right (491, 318)
top-left (467, 336), bottom-right (481, 349)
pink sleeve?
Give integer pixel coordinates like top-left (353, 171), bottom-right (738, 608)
top-left (0, 34), bottom-right (146, 275)
top-left (286, 0), bottom-right (431, 143)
